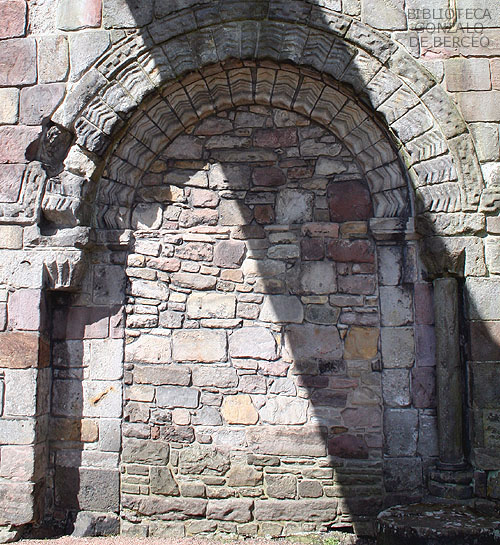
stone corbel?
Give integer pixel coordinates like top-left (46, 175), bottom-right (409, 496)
top-left (43, 250), bottom-right (88, 292)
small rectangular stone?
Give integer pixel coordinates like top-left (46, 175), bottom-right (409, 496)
top-left (172, 330), bottom-right (227, 363)
top-left (37, 35), bottom-right (69, 83)
top-left (456, 91), bottom-right (500, 122)
top-left (157, 386), bottom-right (200, 409)
top-left (446, 58), bottom-right (492, 91)
top-left (0, 89), bottom-right (19, 125)
top-left (0, 38), bottom-right (36, 86)
top-left (0, 126), bottom-right (43, 164)
top-left (0, 226), bottom-right (23, 249)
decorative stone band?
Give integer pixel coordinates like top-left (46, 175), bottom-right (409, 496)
top-left (49, 9), bottom-right (483, 218)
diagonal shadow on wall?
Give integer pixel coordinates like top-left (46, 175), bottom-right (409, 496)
top-left (38, 0), bottom-right (489, 539)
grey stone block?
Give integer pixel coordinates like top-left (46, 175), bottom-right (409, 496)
top-left (157, 386), bottom-right (200, 409)
top-left (384, 409), bottom-right (418, 457)
top-left (72, 511), bottom-right (120, 537)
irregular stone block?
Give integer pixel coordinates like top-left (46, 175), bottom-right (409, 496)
top-left (102, 0), bottom-right (153, 27)
top-left (221, 395), bottom-right (258, 424)
top-left (0, 125), bottom-right (42, 163)
top-left (327, 239), bottom-right (374, 263)
top-left (219, 198), bottom-right (253, 225)
top-left (229, 327), bottom-right (276, 360)
top-left (254, 499), bottom-right (338, 521)
top-left (192, 406), bottom-right (222, 426)
top-left (266, 474), bottom-right (297, 499)
top-left (246, 426), bottom-right (327, 457)
top-left (0, 332), bottom-right (42, 369)
top-left (0, 482), bottom-right (35, 526)
top-left (37, 35), bottom-right (69, 83)
top-left (172, 330), bottom-right (227, 362)
top-left (380, 327), bottom-right (414, 368)
top-left (328, 181), bottom-right (373, 222)
top-left (252, 166), bottom-right (286, 187)
top-left (384, 408), bottom-right (418, 457)
top-left (55, 467), bottom-right (119, 512)
top-left (20, 83), bottom-right (65, 125)
top-left (57, 0), bottom-right (101, 30)
top-left (83, 380), bottom-right (122, 418)
top-left (124, 494), bottom-right (207, 519)
top-left (150, 467), bottom-right (179, 496)
top-left (259, 295), bottom-right (304, 324)
top-left (132, 203), bottom-right (163, 230)
top-left (328, 434), bottom-right (368, 459)
top-left (213, 240), bottom-right (246, 268)
top-left (344, 326), bottom-right (379, 360)
top-left (129, 279), bottom-right (168, 300)
top-left (125, 334), bottom-right (171, 364)
top-left (72, 511), bottom-right (120, 537)
top-left (276, 189), bottom-right (314, 224)
top-left (134, 364), bottom-right (190, 386)
top-left (187, 292), bottom-right (236, 319)
top-left (382, 369), bottom-right (411, 407)
top-left (206, 498), bottom-right (253, 522)
top-left (0, 38), bottom-right (36, 86)
top-left (288, 262), bottom-right (337, 295)
top-left (157, 386), bottom-right (200, 409)
top-left (226, 465), bottom-right (262, 487)
top-left (121, 438), bottom-right (169, 465)
top-left (191, 366), bottom-right (238, 388)
top-left (379, 286), bottom-right (413, 326)
top-left (283, 323), bottom-right (342, 363)
top-left (172, 272), bottom-right (217, 290)
top-left (179, 445), bottom-right (230, 475)
top-left (0, 88), bottom-right (19, 125)
top-left (259, 397), bottom-right (308, 425)
top-left (411, 367), bottom-right (436, 408)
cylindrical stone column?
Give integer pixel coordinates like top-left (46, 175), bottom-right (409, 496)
top-left (433, 277), bottom-right (466, 469)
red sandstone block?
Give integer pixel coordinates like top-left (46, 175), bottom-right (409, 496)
top-left (0, 38), bottom-right (36, 86)
top-left (20, 84), bottom-right (66, 125)
top-left (414, 283), bottom-right (434, 325)
top-left (0, 0), bottom-right (27, 39)
top-left (252, 166), bottom-right (286, 187)
top-left (0, 164), bottom-right (25, 203)
top-left (326, 239), bottom-right (374, 263)
top-left (328, 434), bottom-right (369, 459)
top-left (0, 126), bottom-right (42, 164)
top-left (415, 325), bottom-right (436, 367)
top-left (0, 332), bottom-right (41, 368)
top-left (411, 367), bottom-right (436, 408)
top-left (254, 127), bottom-right (298, 148)
top-left (301, 238), bottom-right (325, 261)
top-left (8, 289), bottom-right (42, 331)
top-left (469, 321), bottom-right (500, 362)
top-left (327, 181), bottom-right (373, 222)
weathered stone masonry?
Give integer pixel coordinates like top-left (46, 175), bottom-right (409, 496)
top-left (0, 0), bottom-right (500, 539)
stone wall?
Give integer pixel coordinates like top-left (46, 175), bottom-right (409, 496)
top-left (0, 0), bottom-right (499, 537)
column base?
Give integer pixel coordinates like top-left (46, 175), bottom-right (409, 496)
top-left (428, 467), bottom-right (474, 500)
